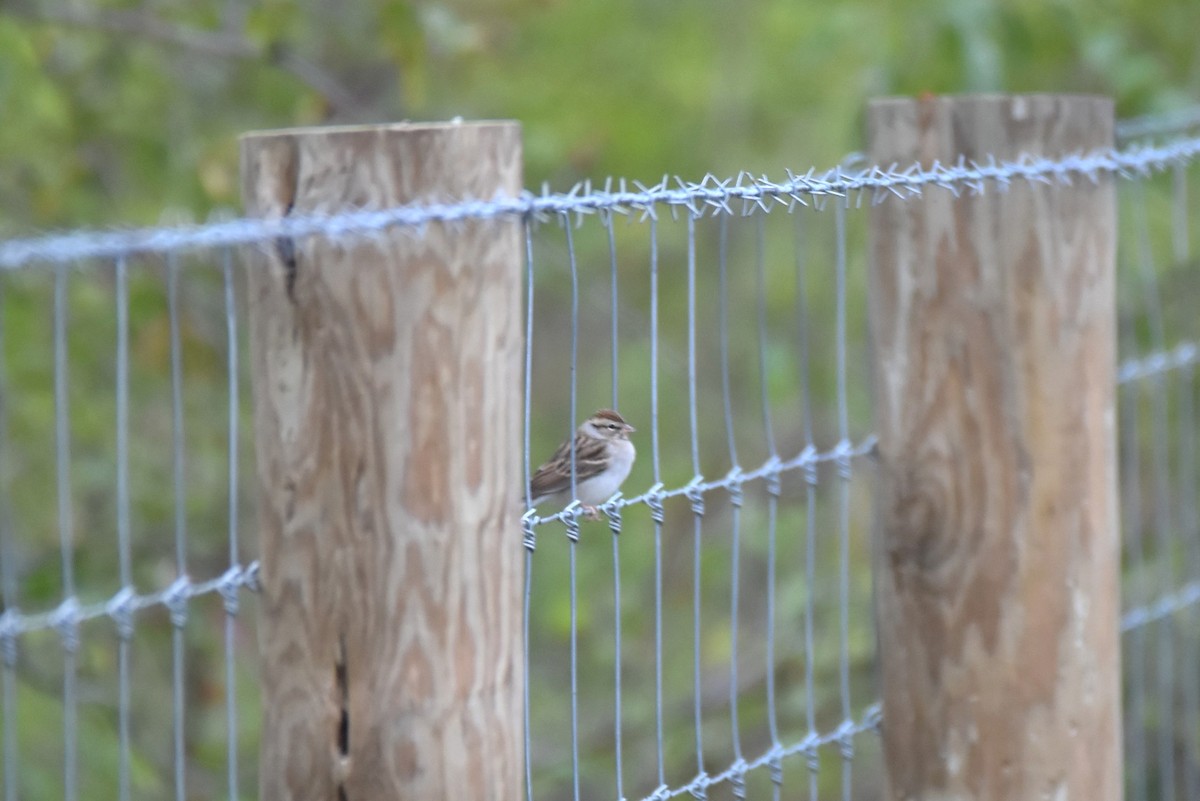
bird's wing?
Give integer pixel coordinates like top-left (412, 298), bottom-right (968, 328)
top-left (529, 434), bottom-right (609, 500)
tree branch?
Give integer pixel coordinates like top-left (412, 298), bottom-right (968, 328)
top-left (6, 3), bottom-right (363, 117)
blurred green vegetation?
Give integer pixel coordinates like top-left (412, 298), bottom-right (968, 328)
top-left (1, 0), bottom-right (1199, 799)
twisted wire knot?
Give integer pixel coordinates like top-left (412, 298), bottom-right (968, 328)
top-left (164, 577), bottom-right (191, 629)
top-left (686, 771), bottom-right (709, 799)
top-left (646, 484), bottom-right (665, 525)
top-left (106, 586), bottom-right (136, 640)
top-left (800, 444), bottom-right (819, 487)
top-left (725, 468), bottom-right (744, 508)
top-left (521, 509), bottom-right (539, 551)
top-left (601, 494), bottom-right (623, 536)
top-left (835, 439), bottom-right (854, 480)
top-left (685, 477), bottom-right (706, 517)
top-left (764, 456), bottom-right (783, 497)
top-left (563, 501), bottom-right (582, 544)
top-left (219, 566), bottom-right (243, 616)
top-left (801, 730), bottom-right (821, 774)
top-left (0, 612), bottom-right (17, 667)
top-left (836, 718), bottom-right (857, 761)
top-left (648, 784), bottom-right (670, 801)
top-left (729, 760), bottom-right (748, 800)
top-left (768, 749), bottom-right (785, 786)
top-left (53, 597), bottom-right (81, 654)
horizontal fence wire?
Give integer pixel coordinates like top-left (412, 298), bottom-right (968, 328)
top-left (639, 704), bottom-right (883, 801)
top-left (0, 565), bottom-right (260, 641)
top-left (1119, 342), bottom-right (1200, 384)
top-left (521, 439), bottom-right (877, 534)
top-left (0, 105), bottom-right (1199, 801)
top-left (1123, 582), bottom-right (1200, 632)
top-left (1117, 107), bottom-right (1200, 142)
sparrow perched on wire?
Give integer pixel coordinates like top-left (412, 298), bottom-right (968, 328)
top-left (528, 409), bottom-right (636, 519)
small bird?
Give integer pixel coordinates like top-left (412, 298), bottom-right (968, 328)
top-left (529, 409), bottom-right (637, 518)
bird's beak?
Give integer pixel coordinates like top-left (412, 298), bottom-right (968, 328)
top-left (624, 423), bottom-right (636, 434)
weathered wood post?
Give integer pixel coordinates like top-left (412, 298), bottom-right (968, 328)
top-left (241, 122), bottom-right (524, 800)
top-left (866, 95), bottom-right (1121, 800)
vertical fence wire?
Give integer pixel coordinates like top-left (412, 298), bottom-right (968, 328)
top-left (1132, 178), bottom-right (1177, 800)
top-left (608, 211), bottom-right (620, 412)
top-left (221, 247), bottom-right (240, 801)
top-left (648, 216), bottom-right (667, 795)
top-left (1178, 354), bottom-right (1199, 801)
top-left (833, 202), bottom-right (855, 801)
top-left (685, 213), bottom-right (707, 785)
top-left (795, 209), bottom-right (822, 801)
top-left (114, 256), bottom-right (133, 801)
top-left (716, 214), bottom-right (739, 787)
top-left (718, 211), bottom-right (739, 476)
top-left (755, 212), bottom-right (784, 798)
top-left (718, 213), bottom-right (747, 789)
top-left (167, 255), bottom-right (188, 801)
top-left (563, 218), bottom-right (582, 801)
top-left (0, 272), bottom-right (17, 801)
top-left (54, 261), bottom-right (78, 801)
top-left (521, 217), bottom-right (536, 801)
top-left (1172, 161), bottom-right (1199, 801)
top-left (1122, 325), bottom-right (1149, 801)
top-left (605, 210), bottom-right (626, 801)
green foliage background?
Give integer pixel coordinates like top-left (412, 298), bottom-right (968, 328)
top-left (1, 0), bottom-right (1199, 799)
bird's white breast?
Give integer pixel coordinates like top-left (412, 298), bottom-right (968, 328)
top-left (576, 439), bottom-right (636, 506)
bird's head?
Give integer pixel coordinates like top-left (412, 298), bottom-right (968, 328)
top-left (581, 409), bottom-right (636, 441)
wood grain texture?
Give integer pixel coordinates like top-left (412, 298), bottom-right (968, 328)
top-left (866, 96), bottom-right (1120, 801)
top-left (241, 122), bottom-right (523, 801)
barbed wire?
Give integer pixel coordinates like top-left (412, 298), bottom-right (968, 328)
top-left (1, 134), bottom-right (1199, 271)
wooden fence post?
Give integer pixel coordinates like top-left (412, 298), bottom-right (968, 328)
top-left (866, 95), bottom-right (1121, 800)
top-left (241, 122), bottom-right (524, 801)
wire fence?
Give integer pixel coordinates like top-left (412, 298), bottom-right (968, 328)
top-left (1118, 131), bottom-right (1200, 800)
top-left (0, 103), bottom-right (1197, 800)
top-left (520, 197), bottom-right (880, 801)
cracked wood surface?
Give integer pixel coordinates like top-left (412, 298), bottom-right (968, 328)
top-left (867, 95), bottom-right (1121, 801)
top-left (241, 121), bottom-right (524, 801)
